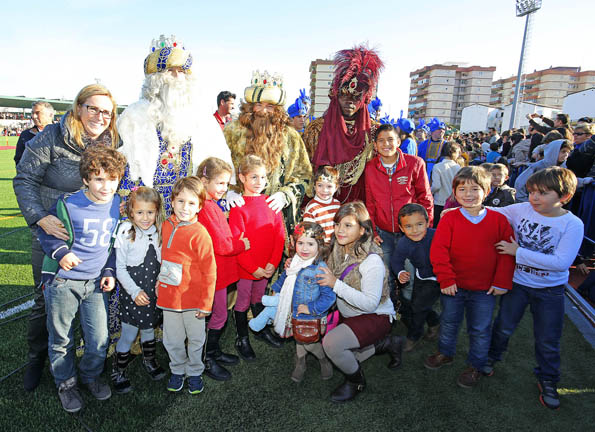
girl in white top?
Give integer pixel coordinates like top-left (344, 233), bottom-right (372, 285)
top-left (317, 202), bottom-right (403, 403)
top-left (431, 142), bottom-right (461, 227)
top-left (112, 187), bottom-right (166, 394)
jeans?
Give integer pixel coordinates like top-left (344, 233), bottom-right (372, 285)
top-left (377, 228), bottom-right (402, 291)
top-left (489, 283), bottom-right (564, 382)
top-left (438, 289), bottom-right (496, 370)
top-left (44, 277), bottom-right (109, 386)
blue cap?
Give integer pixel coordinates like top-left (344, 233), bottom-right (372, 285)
top-left (287, 88), bottom-right (311, 118)
top-left (368, 96), bottom-right (382, 119)
top-left (428, 117), bottom-right (446, 132)
top-left (397, 118), bottom-right (415, 134)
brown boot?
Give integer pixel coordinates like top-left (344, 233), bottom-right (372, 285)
top-left (319, 357), bottom-right (333, 380)
top-left (291, 355), bottom-right (307, 383)
top-left (424, 352), bottom-right (454, 370)
top-left (403, 338), bottom-right (421, 352)
top-left (457, 366), bottom-right (481, 388)
top-left (424, 325), bottom-right (440, 341)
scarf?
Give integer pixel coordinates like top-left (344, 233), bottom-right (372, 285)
top-left (273, 254), bottom-right (316, 336)
top-left (312, 98), bottom-right (371, 167)
top-left (327, 235), bottom-right (390, 304)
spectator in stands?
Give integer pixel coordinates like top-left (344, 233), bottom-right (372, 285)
top-left (13, 84), bottom-right (119, 392)
top-left (431, 142), bottom-right (461, 227)
top-left (213, 91), bottom-right (235, 130)
top-left (527, 112), bottom-right (572, 137)
top-left (486, 142), bottom-right (501, 163)
top-left (14, 101), bottom-right (55, 166)
top-left (488, 127), bottom-right (500, 144)
top-left (509, 132), bottom-right (530, 166)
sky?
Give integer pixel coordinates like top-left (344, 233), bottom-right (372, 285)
top-left (3, 0), bottom-right (594, 118)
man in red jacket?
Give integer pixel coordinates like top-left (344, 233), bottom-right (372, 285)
top-left (364, 123), bottom-right (433, 290)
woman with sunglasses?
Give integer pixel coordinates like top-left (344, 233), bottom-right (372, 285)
top-left (13, 84), bottom-right (119, 392)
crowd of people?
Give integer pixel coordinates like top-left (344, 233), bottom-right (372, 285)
top-left (10, 36), bottom-right (593, 415)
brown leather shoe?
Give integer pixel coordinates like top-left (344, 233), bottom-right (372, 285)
top-left (457, 366), bottom-right (481, 388)
top-left (424, 352), bottom-right (454, 370)
top-left (424, 325), bottom-right (440, 341)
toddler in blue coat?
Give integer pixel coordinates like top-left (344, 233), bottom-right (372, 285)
top-left (250, 222), bottom-right (336, 382)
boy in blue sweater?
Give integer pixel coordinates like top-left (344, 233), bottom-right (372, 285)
top-left (391, 203), bottom-right (440, 352)
top-left (39, 145), bottom-right (126, 413)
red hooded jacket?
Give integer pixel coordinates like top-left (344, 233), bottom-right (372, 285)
top-left (364, 150), bottom-right (434, 235)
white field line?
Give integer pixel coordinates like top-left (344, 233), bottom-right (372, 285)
top-left (0, 299), bottom-right (33, 320)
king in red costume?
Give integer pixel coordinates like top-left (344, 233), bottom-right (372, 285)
top-left (303, 45), bottom-right (384, 203)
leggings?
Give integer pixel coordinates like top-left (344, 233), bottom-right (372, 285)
top-left (207, 288), bottom-right (229, 330)
top-left (116, 321), bottom-right (155, 353)
top-left (234, 278), bottom-right (268, 312)
top-left (322, 324), bottom-right (375, 374)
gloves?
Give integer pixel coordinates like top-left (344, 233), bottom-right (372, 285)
top-left (266, 192), bottom-right (287, 213)
top-left (226, 190), bottom-right (245, 209)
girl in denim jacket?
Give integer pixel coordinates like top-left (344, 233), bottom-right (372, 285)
top-left (250, 222), bottom-right (336, 382)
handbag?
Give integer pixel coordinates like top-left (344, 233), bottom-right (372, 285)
top-left (291, 318), bottom-right (321, 343)
top-left (326, 263), bottom-right (358, 332)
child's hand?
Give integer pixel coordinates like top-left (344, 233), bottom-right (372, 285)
top-left (101, 277), bottom-right (115, 292)
top-left (263, 263), bottom-right (275, 278)
top-left (253, 267), bottom-right (267, 279)
top-left (195, 311), bottom-right (209, 319)
top-left (495, 236), bottom-right (518, 256)
top-left (441, 284), bottom-right (457, 296)
top-left (119, 200), bottom-right (126, 216)
top-left (284, 257), bottom-right (293, 270)
top-left (59, 252), bottom-right (82, 271)
top-left (297, 304), bottom-right (310, 315)
top-left (316, 266), bottom-right (337, 288)
top-left (373, 235), bottom-right (383, 245)
top-left (398, 271), bottom-right (411, 284)
top-left (487, 286), bottom-right (508, 296)
top-left (239, 232), bottom-right (250, 250)
top-left (135, 290), bottom-right (150, 306)
top-left (577, 263), bottom-right (590, 276)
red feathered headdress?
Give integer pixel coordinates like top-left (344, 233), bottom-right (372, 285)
top-left (331, 45), bottom-right (384, 105)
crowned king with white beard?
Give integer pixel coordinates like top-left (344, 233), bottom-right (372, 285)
top-left (118, 34), bottom-right (233, 214)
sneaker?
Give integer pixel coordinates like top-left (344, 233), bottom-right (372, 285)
top-left (86, 378), bottom-right (112, 401)
top-left (187, 375), bottom-right (204, 395)
top-left (457, 366), bottom-right (481, 389)
top-left (167, 374), bottom-right (185, 392)
top-left (538, 380), bottom-right (560, 410)
top-left (481, 358), bottom-right (496, 377)
top-left (424, 325), bottom-right (440, 341)
top-left (424, 352), bottom-right (454, 370)
top-left (403, 338), bottom-right (421, 353)
top-left (58, 378), bottom-right (83, 413)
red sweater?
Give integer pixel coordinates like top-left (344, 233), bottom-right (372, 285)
top-left (430, 209), bottom-right (515, 291)
top-left (198, 200), bottom-right (245, 291)
top-left (365, 152), bottom-right (434, 234)
top-left (228, 195), bottom-right (286, 280)
top-left (157, 215), bottom-right (216, 313)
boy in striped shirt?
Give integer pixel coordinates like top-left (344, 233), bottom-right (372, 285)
top-left (303, 166), bottom-right (340, 243)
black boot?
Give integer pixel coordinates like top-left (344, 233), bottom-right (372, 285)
top-left (141, 340), bottom-right (166, 381)
top-left (331, 366), bottom-right (366, 403)
top-left (234, 310), bottom-right (256, 361)
top-left (374, 335), bottom-right (404, 369)
top-left (23, 358), bottom-right (45, 392)
top-left (209, 328), bottom-right (239, 365)
top-left (24, 287), bottom-right (48, 392)
top-left (251, 303), bottom-right (283, 348)
top-left (203, 329), bottom-right (232, 381)
top-left (111, 351), bottom-right (132, 394)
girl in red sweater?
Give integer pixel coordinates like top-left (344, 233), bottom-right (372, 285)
top-left (229, 155), bottom-right (286, 360)
top-left (197, 157), bottom-right (250, 381)
top-left (426, 167), bottom-right (515, 389)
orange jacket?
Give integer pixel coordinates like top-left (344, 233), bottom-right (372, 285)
top-left (156, 215), bottom-right (216, 313)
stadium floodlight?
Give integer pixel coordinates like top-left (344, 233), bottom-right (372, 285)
top-left (509, 0), bottom-right (542, 129)
top-left (516, 0), bottom-right (542, 16)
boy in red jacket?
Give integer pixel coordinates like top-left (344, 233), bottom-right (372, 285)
top-left (425, 166), bottom-right (515, 389)
top-left (364, 123), bottom-right (433, 291)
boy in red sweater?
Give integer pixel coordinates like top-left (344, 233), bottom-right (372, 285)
top-left (425, 166), bottom-right (515, 389)
top-left (229, 155), bottom-right (286, 360)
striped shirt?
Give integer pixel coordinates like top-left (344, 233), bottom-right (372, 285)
top-left (303, 197), bottom-right (341, 243)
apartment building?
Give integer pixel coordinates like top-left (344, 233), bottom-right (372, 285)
top-left (490, 66), bottom-right (595, 109)
top-left (407, 64), bottom-right (496, 127)
top-left (309, 59), bottom-right (334, 118)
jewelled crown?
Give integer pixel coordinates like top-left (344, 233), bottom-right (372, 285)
top-left (244, 70), bottom-right (286, 106)
top-left (144, 34), bottom-right (193, 75)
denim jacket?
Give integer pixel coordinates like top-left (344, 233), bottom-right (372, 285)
top-left (271, 261), bottom-right (336, 320)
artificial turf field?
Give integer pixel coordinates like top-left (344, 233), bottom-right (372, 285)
top-left (0, 139), bottom-right (594, 431)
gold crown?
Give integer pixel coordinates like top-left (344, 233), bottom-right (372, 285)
top-left (144, 34), bottom-right (192, 75)
top-left (244, 70), bottom-right (286, 105)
